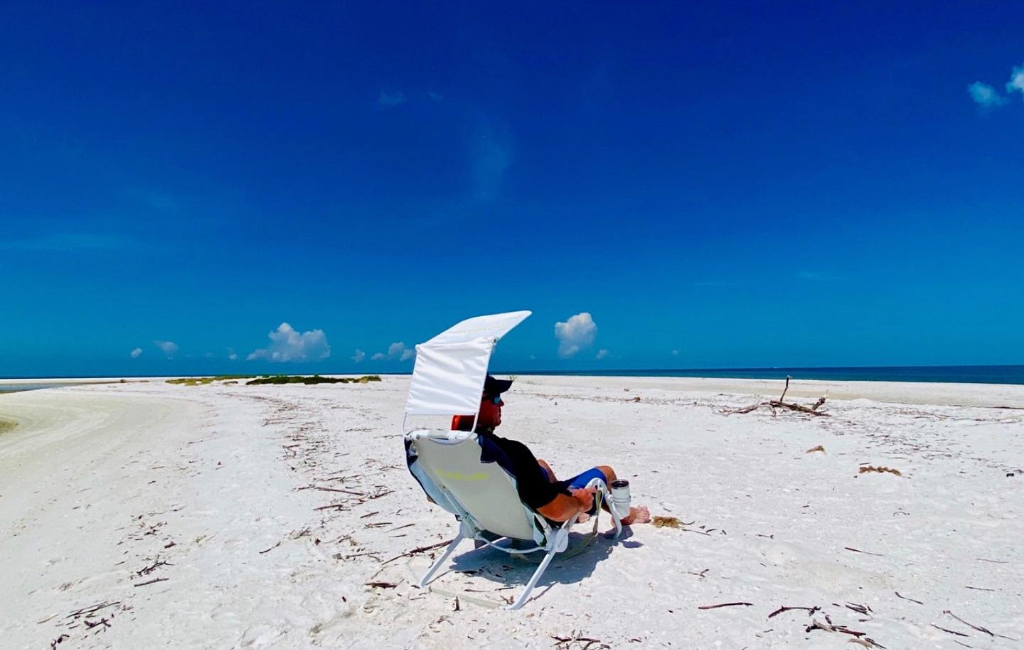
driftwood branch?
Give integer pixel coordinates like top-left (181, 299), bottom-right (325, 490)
top-left (381, 539), bottom-right (453, 565)
top-left (768, 605), bottom-right (820, 619)
top-left (698, 602), bottom-right (753, 610)
top-left (719, 377), bottom-right (829, 417)
top-left (895, 591), bottom-right (923, 605)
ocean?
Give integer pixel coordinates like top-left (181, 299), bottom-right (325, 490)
top-left (503, 365), bottom-right (1024, 386)
top-left (0, 383), bottom-right (76, 394)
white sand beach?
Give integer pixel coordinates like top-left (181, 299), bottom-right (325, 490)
top-left (1, 376), bottom-right (1022, 649)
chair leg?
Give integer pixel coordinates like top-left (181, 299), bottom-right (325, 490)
top-left (504, 544), bottom-right (558, 610)
top-left (586, 479), bottom-right (623, 539)
top-left (418, 532), bottom-right (465, 588)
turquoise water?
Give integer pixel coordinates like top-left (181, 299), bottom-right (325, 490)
top-left (0, 384), bottom-right (74, 394)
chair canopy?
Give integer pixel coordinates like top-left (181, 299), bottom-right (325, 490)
top-left (405, 311), bottom-right (531, 417)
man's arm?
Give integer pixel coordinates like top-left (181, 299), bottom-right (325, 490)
top-left (537, 488), bottom-right (595, 522)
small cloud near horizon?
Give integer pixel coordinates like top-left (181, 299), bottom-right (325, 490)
top-left (247, 323), bottom-right (330, 362)
top-left (130, 347), bottom-right (143, 359)
top-left (1008, 64), bottom-right (1024, 100)
top-left (555, 312), bottom-right (597, 358)
top-left (378, 90), bottom-right (406, 108)
top-left (351, 349), bottom-right (366, 363)
top-left (595, 349), bottom-right (610, 360)
top-left (227, 348), bottom-right (238, 361)
top-left (371, 342), bottom-right (414, 362)
top-left (968, 82), bottom-right (1008, 108)
top-left (968, 63), bottom-right (1024, 110)
top-left (154, 340), bottom-right (179, 358)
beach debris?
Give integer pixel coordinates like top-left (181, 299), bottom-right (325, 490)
top-left (299, 485), bottom-right (367, 496)
top-left (930, 624), bottom-right (969, 638)
top-left (133, 577), bottom-right (168, 587)
top-left (258, 541), bottom-right (282, 554)
top-left (50, 634), bottom-right (69, 649)
top-left (136, 558), bottom-right (172, 576)
top-left (806, 445), bottom-right (825, 453)
top-left (768, 605), bottom-right (820, 619)
top-left (859, 466), bottom-right (902, 477)
top-left (844, 546), bottom-right (884, 557)
top-left (686, 568), bottom-right (709, 579)
top-left (364, 581), bottom-right (398, 589)
top-left (698, 602), bottom-right (754, 610)
top-left (806, 618), bottom-right (884, 647)
top-left (381, 539), bottom-right (453, 565)
top-left (895, 591), bottom-right (923, 605)
top-left (630, 396), bottom-right (641, 403)
top-left (943, 610), bottom-right (1015, 640)
top-left (652, 515), bottom-right (682, 528)
top-left (66, 602), bottom-right (121, 620)
top-left (845, 602), bottom-right (872, 616)
top-left (453, 597), bottom-right (460, 612)
top-left (551, 630), bottom-right (610, 649)
top-left (719, 376), bottom-right (830, 417)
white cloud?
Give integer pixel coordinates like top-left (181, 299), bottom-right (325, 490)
top-left (247, 323), bottom-right (330, 362)
top-left (595, 349), bottom-right (609, 360)
top-left (378, 90), bottom-right (406, 107)
top-left (428, 91), bottom-right (443, 102)
top-left (155, 340), bottom-right (179, 358)
top-left (968, 82), bottom-right (1007, 108)
top-left (371, 342), bottom-right (415, 362)
top-left (352, 349), bottom-right (366, 363)
top-left (1007, 64), bottom-right (1024, 99)
top-left (672, 349), bottom-right (680, 356)
top-left (554, 312), bottom-right (597, 358)
top-left (227, 348), bottom-right (238, 361)
top-left (130, 347), bottom-right (143, 359)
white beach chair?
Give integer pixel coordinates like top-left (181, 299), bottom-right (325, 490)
top-left (405, 428), bottom-right (623, 610)
top-left (401, 311), bottom-right (626, 610)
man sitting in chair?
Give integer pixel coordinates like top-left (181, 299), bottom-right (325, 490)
top-left (452, 375), bottom-right (651, 527)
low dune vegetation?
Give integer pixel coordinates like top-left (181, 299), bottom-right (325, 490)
top-left (245, 375), bottom-right (381, 386)
top-left (165, 375), bottom-right (382, 387)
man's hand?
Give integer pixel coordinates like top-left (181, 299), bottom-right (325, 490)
top-left (570, 487), bottom-right (596, 514)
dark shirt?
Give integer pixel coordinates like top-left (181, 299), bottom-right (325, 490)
top-left (478, 431), bottom-right (571, 511)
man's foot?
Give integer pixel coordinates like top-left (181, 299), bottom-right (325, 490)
top-left (620, 505), bottom-right (651, 526)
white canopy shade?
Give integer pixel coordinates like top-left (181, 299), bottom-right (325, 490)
top-left (405, 310), bottom-right (531, 416)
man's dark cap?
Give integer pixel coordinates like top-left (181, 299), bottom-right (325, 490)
top-left (483, 375), bottom-right (513, 397)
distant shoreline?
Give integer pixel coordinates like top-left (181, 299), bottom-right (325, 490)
top-left (3, 364), bottom-right (1024, 386)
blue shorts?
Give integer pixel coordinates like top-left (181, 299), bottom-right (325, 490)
top-left (539, 466), bottom-right (609, 515)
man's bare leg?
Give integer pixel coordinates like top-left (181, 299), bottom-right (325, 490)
top-left (536, 459), bottom-right (557, 483)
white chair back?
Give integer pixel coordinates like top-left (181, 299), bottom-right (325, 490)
top-left (411, 432), bottom-right (537, 541)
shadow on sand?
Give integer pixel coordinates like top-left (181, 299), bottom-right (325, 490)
top-left (434, 526), bottom-right (642, 606)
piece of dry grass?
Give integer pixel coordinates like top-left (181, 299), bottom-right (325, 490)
top-left (859, 465), bottom-right (902, 476)
top-left (653, 516), bottom-right (681, 528)
top-left (806, 445), bottom-right (825, 453)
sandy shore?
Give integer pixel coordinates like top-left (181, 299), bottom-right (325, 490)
top-left (1, 376), bottom-right (1022, 649)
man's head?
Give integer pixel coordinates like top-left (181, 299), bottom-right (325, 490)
top-left (478, 374), bottom-right (511, 430)
top-left (452, 375), bottom-right (512, 432)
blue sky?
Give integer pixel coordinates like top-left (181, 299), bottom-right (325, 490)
top-left (2, 1), bottom-right (1023, 378)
